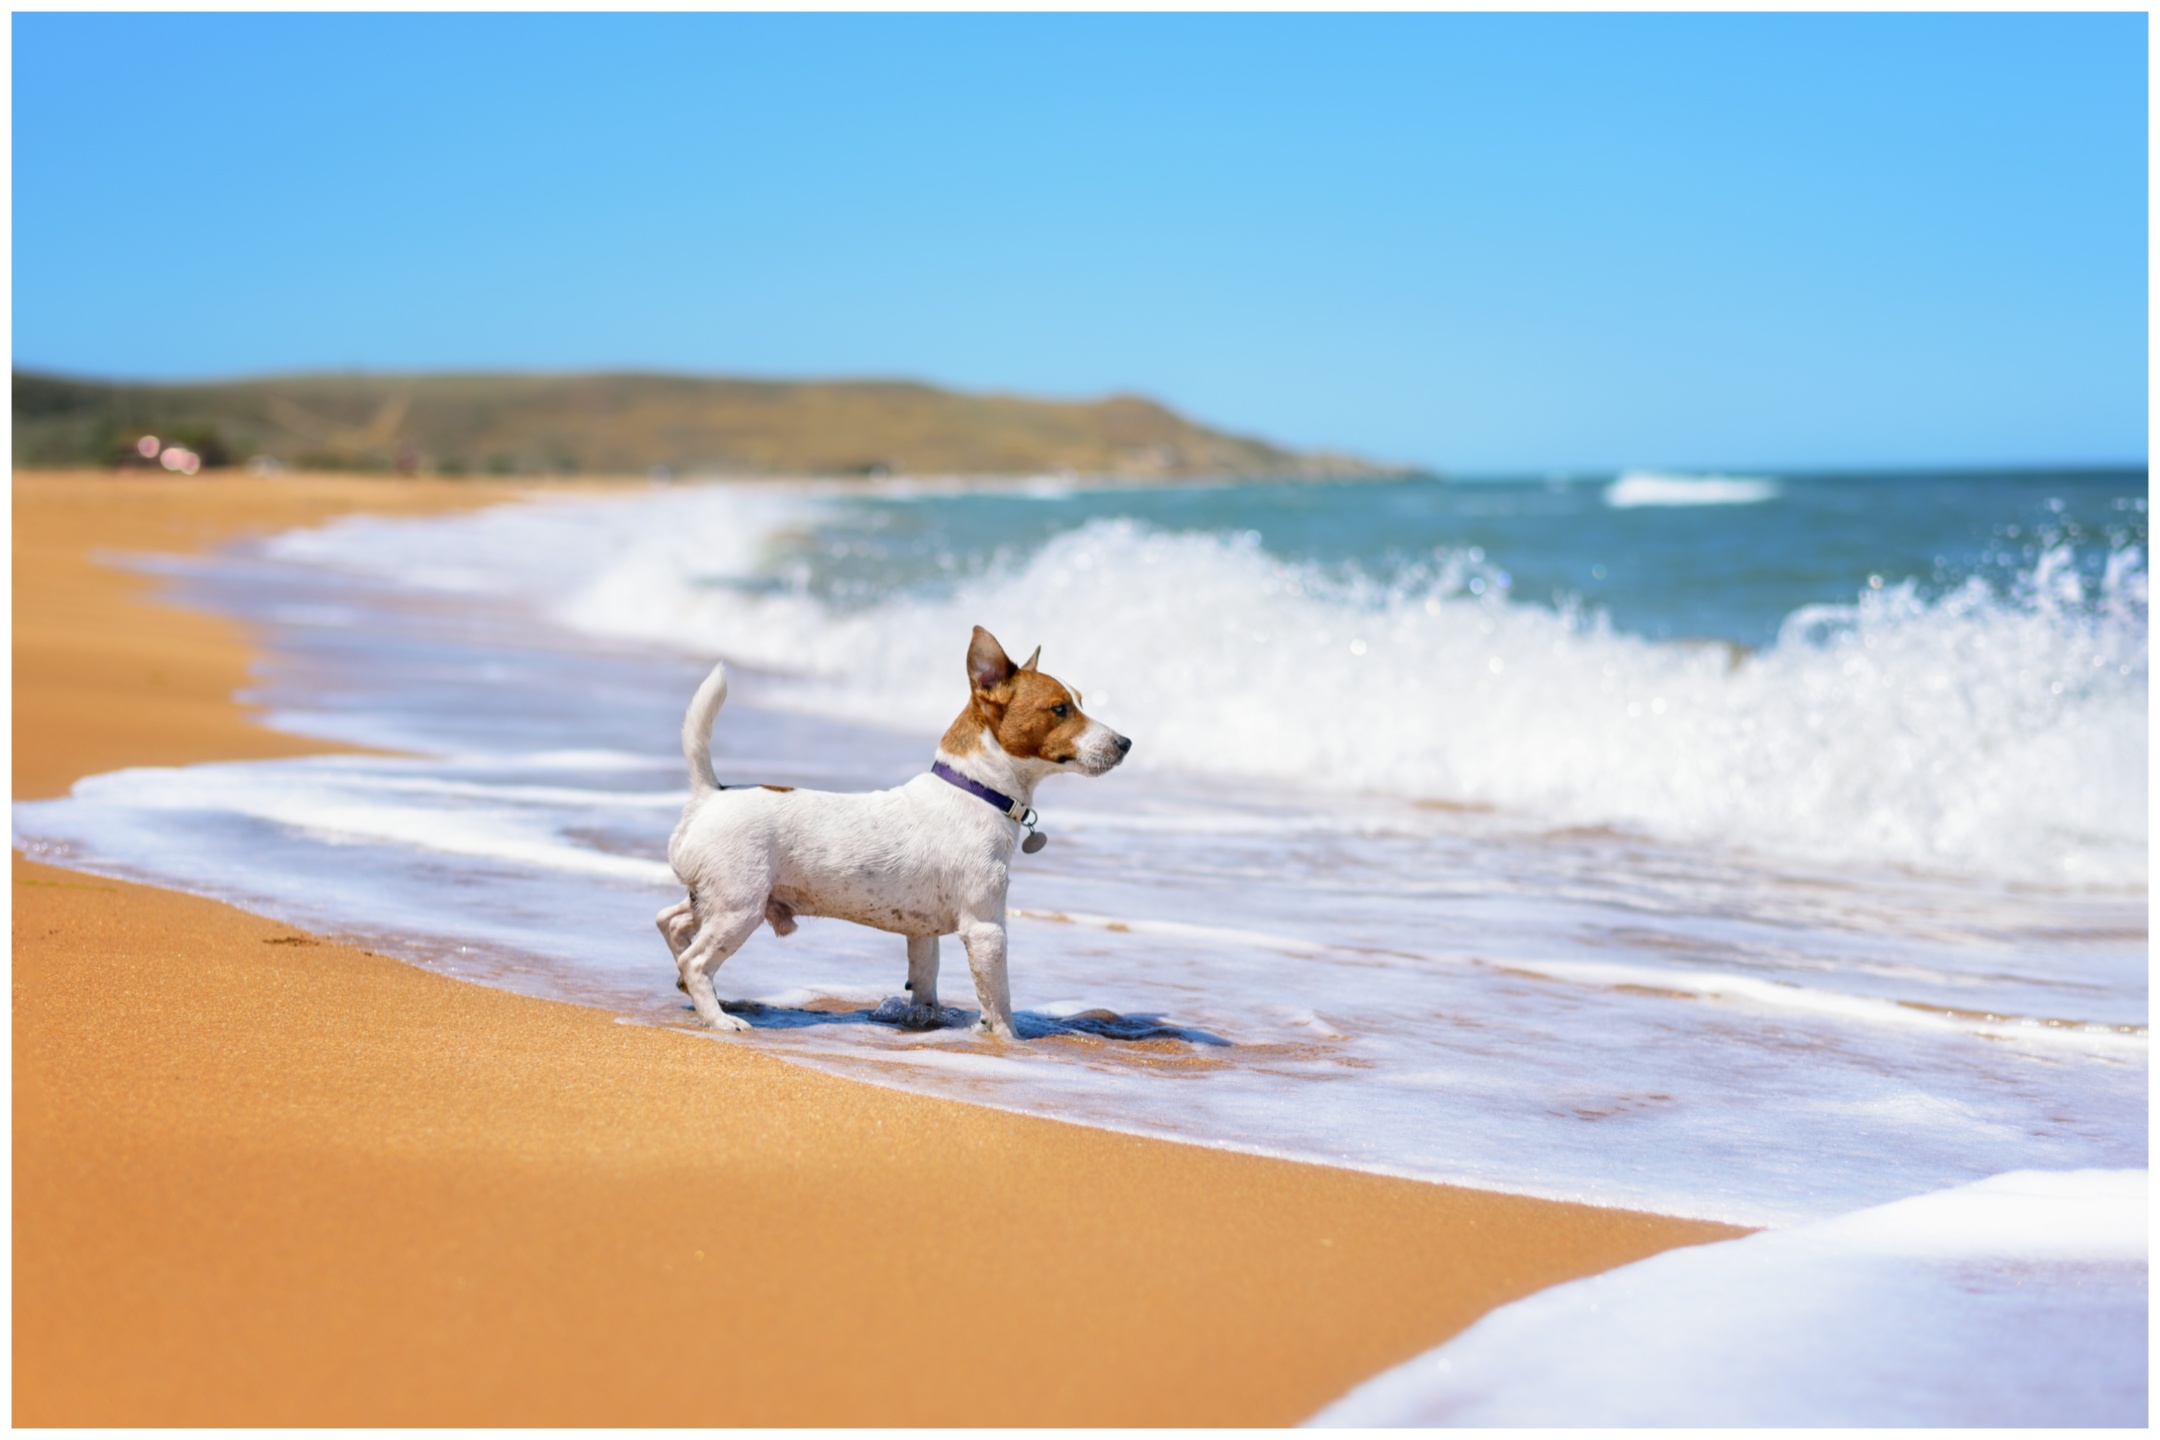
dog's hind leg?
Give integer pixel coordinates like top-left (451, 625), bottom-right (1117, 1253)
top-left (900, 934), bottom-right (942, 1027)
top-left (676, 907), bottom-right (762, 1031)
top-left (657, 897), bottom-right (698, 959)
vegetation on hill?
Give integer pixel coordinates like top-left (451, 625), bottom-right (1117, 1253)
top-left (12, 370), bottom-right (1400, 480)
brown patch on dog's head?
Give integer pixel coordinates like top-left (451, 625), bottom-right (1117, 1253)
top-left (941, 625), bottom-right (1104, 766)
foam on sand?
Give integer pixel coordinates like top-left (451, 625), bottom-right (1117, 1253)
top-left (1310, 1168), bottom-right (2149, 1427)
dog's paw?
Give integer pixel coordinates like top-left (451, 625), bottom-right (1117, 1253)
top-left (970, 1015), bottom-right (1020, 1041)
top-left (707, 1011), bottom-right (753, 1033)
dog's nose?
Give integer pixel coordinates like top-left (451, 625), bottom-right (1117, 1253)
top-left (1114, 735), bottom-right (1132, 754)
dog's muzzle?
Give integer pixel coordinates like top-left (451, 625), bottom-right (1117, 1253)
top-left (1076, 724), bottom-right (1132, 775)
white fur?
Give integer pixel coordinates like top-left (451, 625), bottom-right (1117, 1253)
top-left (659, 659), bottom-right (1126, 1038)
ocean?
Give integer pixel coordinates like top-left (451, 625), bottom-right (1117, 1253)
top-left (14, 465), bottom-right (2146, 1422)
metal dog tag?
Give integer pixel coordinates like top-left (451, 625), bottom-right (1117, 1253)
top-left (1022, 831), bottom-right (1048, 854)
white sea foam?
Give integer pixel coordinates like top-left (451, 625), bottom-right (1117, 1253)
top-left (313, 487), bottom-right (2139, 885)
top-left (1009, 907), bottom-right (1332, 955)
top-left (72, 760), bottom-right (677, 885)
top-left (1509, 955), bottom-right (2147, 1057)
top-left (1310, 1169), bottom-right (2148, 1427)
top-left (260, 486), bottom-right (2148, 884)
top-left (1604, 470), bottom-right (1781, 506)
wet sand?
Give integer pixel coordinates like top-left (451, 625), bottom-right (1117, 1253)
top-left (12, 469), bottom-right (1747, 1425)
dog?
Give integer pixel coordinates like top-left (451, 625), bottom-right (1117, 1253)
top-left (658, 626), bottom-right (1130, 1038)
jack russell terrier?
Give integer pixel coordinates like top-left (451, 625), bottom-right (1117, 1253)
top-left (658, 626), bottom-right (1130, 1037)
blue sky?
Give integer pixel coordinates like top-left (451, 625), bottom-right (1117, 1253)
top-left (13, 13), bottom-right (2147, 472)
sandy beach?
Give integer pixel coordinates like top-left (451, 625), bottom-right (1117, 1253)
top-left (13, 469), bottom-right (1747, 1426)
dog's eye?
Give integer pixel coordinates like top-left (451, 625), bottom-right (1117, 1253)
top-left (1051, 703), bottom-right (1070, 718)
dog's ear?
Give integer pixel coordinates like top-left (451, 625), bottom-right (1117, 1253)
top-left (1019, 645), bottom-right (1041, 672)
top-left (967, 626), bottom-right (1017, 695)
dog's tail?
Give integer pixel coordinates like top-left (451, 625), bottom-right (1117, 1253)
top-left (681, 661), bottom-right (730, 799)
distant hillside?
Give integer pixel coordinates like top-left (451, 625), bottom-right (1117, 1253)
top-left (12, 370), bottom-right (1399, 481)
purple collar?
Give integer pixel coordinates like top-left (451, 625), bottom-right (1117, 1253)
top-left (932, 760), bottom-right (1038, 830)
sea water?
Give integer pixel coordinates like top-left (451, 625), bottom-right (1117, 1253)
top-left (14, 467), bottom-right (2146, 1422)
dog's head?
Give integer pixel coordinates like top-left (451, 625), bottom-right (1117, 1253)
top-left (948, 625), bottom-right (1130, 777)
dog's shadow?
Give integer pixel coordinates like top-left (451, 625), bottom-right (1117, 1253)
top-left (712, 996), bottom-right (1232, 1047)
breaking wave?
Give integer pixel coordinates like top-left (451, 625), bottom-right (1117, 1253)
top-left (270, 487), bottom-right (2149, 885)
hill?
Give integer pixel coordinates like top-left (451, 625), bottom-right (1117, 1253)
top-left (12, 370), bottom-right (1400, 481)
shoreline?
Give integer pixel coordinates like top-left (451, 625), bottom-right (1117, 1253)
top-left (12, 468), bottom-right (1746, 1424)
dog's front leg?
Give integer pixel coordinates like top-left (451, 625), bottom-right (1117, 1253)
top-left (902, 934), bottom-right (943, 1027)
top-left (959, 921), bottom-right (1018, 1039)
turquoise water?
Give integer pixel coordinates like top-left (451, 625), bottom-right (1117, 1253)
top-left (782, 467), bottom-right (2147, 647)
